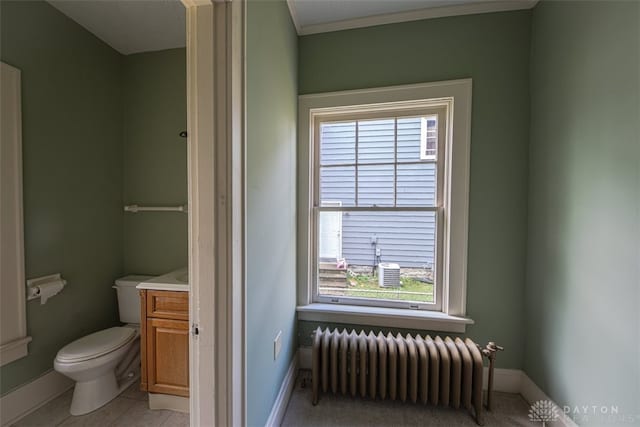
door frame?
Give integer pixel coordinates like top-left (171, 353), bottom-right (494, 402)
top-left (182, 1), bottom-right (246, 426)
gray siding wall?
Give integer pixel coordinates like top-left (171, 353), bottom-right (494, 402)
top-left (320, 118), bottom-right (436, 268)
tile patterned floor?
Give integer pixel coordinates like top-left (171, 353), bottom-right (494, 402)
top-left (12, 384), bottom-right (189, 427)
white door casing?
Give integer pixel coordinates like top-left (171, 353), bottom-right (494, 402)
top-left (184, 1), bottom-right (246, 426)
top-left (0, 61), bottom-right (32, 366)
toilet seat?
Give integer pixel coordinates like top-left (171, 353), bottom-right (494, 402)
top-left (56, 327), bottom-right (136, 363)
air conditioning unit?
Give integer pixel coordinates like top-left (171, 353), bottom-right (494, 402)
top-left (378, 263), bottom-right (400, 287)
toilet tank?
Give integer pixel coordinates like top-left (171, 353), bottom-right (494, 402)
top-left (114, 275), bottom-right (152, 324)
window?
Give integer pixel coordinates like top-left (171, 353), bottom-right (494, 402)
top-left (298, 80), bottom-right (472, 329)
top-left (315, 108), bottom-right (446, 310)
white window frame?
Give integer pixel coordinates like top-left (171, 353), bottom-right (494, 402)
top-left (314, 107), bottom-right (447, 311)
top-left (297, 79), bottom-right (473, 332)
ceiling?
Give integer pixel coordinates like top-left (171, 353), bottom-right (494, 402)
top-left (47, 0), bottom-right (185, 55)
top-left (288, 0), bottom-right (537, 35)
top-left (47, 0), bottom-right (536, 53)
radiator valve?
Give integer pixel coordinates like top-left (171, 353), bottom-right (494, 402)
top-left (481, 342), bottom-right (504, 412)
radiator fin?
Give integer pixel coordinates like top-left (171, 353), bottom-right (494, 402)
top-left (311, 327), bottom-right (484, 425)
top-left (367, 332), bottom-right (377, 399)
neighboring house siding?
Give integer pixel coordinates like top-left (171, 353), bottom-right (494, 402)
top-left (320, 118), bottom-right (436, 268)
top-left (341, 212), bottom-right (435, 268)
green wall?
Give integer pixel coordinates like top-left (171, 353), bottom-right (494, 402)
top-left (526, 1), bottom-right (639, 422)
top-left (0, 1), bottom-right (186, 395)
top-left (298, 10), bottom-right (532, 369)
top-left (0, 1), bottom-right (124, 394)
top-left (122, 49), bottom-right (187, 275)
top-left (246, 0), bottom-right (298, 425)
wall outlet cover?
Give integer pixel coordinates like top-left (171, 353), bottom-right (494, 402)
top-left (274, 331), bottom-right (282, 360)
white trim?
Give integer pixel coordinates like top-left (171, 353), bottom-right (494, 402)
top-left (298, 79), bottom-right (472, 321)
top-left (184, 1), bottom-right (246, 426)
top-left (520, 373), bottom-right (578, 427)
top-left (184, 2), bottom-right (215, 425)
top-left (0, 370), bottom-right (73, 426)
top-left (182, 0), bottom-right (215, 6)
top-left (229, 1), bottom-right (247, 424)
top-left (0, 337), bottom-right (32, 367)
top-left (148, 393), bottom-right (190, 413)
top-left (265, 353), bottom-right (299, 427)
top-left (297, 303), bottom-right (473, 333)
top-left (285, 0), bottom-right (301, 35)
top-left (311, 104), bottom-right (447, 312)
top-left (295, 0), bottom-right (538, 35)
top-left (0, 61), bottom-right (30, 367)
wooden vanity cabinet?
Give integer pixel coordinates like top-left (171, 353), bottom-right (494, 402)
top-left (140, 290), bottom-right (189, 397)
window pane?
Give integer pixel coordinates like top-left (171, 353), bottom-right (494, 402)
top-left (317, 211), bottom-right (436, 304)
top-left (357, 164), bottom-right (394, 207)
top-left (397, 163), bottom-right (436, 207)
top-left (320, 166), bottom-right (355, 207)
top-left (320, 122), bottom-right (355, 166)
top-left (397, 117), bottom-right (422, 162)
top-left (420, 116), bottom-right (438, 160)
top-left (357, 119), bottom-right (395, 164)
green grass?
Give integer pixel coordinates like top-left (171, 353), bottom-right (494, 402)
top-left (344, 273), bottom-right (434, 303)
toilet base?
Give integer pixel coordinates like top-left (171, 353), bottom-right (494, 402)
top-left (70, 372), bottom-right (118, 415)
top-left (69, 372), bottom-right (139, 416)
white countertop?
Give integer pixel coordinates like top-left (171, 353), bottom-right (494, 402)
top-left (136, 267), bottom-right (189, 292)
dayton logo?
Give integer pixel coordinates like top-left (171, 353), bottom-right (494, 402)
top-left (529, 400), bottom-right (560, 426)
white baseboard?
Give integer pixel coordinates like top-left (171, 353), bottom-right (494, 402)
top-left (297, 346), bottom-right (577, 427)
top-left (1, 369), bottom-right (73, 426)
top-left (149, 393), bottom-right (189, 413)
top-left (520, 373), bottom-right (578, 427)
top-left (265, 352), bottom-right (299, 427)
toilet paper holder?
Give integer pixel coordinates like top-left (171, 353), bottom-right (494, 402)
top-left (27, 273), bottom-right (67, 303)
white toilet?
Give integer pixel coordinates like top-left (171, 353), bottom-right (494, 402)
top-left (54, 275), bottom-right (152, 415)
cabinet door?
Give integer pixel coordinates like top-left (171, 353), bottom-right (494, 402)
top-left (146, 318), bottom-right (189, 397)
top-left (146, 291), bottom-right (189, 321)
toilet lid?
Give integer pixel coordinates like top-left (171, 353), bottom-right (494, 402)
top-left (56, 327), bottom-right (136, 363)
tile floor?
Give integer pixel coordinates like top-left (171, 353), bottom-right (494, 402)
top-left (12, 384), bottom-right (189, 427)
top-left (15, 377), bottom-right (533, 426)
top-left (282, 376), bottom-right (534, 426)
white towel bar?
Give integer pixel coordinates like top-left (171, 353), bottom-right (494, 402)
top-left (124, 204), bottom-right (188, 213)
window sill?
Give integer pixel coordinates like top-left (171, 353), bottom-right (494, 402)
top-left (296, 303), bottom-right (473, 333)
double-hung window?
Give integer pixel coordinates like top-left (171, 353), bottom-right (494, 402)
top-left (298, 80), bottom-right (472, 328)
top-left (315, 107), bottom-right (446, 310)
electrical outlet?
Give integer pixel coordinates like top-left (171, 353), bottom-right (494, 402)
top-left (376, 248), bottom-right (381, 256)
top-left (274, 331), bottom-right (282, 360)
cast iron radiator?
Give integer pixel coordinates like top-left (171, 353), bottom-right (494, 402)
top-left (311, 328), bottom-right (498, 425)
